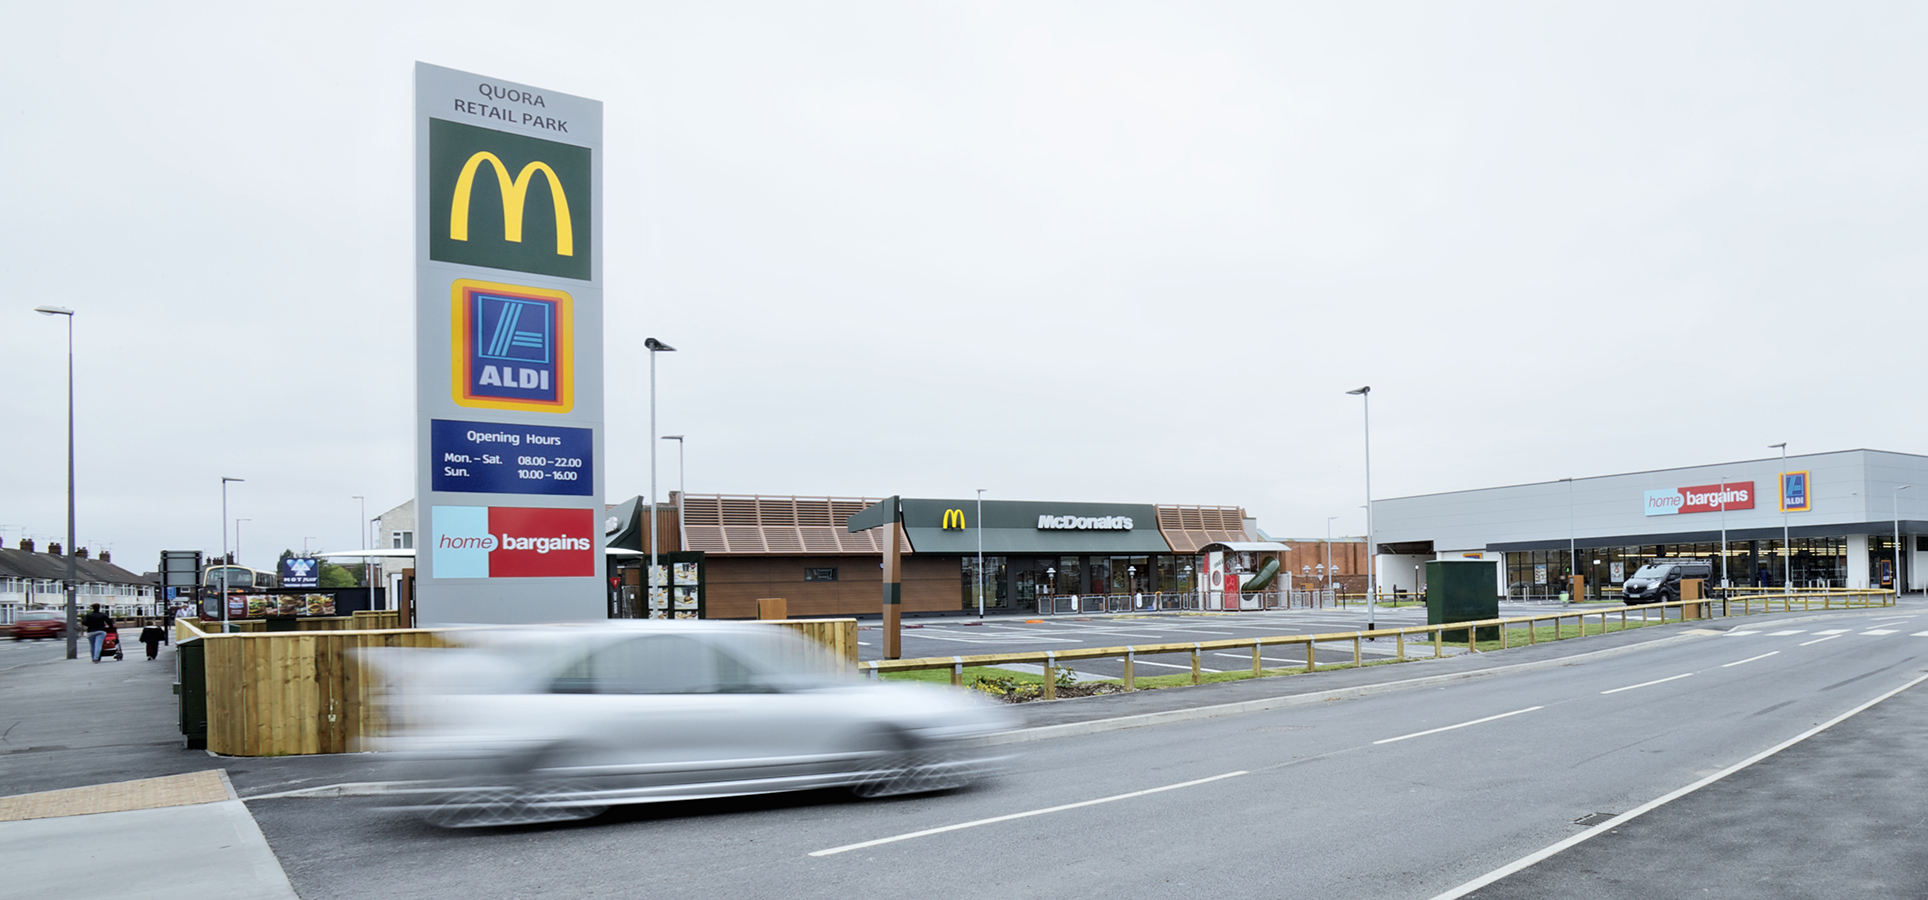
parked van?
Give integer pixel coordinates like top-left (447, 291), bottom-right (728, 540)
top-left (1622, 560), bottom-right (1714, 605)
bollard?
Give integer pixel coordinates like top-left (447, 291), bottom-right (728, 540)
top-left (952, 657), bottom-right (964, 688)
top-left (1353, 635), bottom-right (1362, 668)
top-left (1043, 651), bottom-right (1057, 700)
top-left (1124, 647), bottom-right (1135, 691)
top-left (1304, 638), bottom-right (1317, 672)
top-left (1191, 644), bottom-right (1202, 685)
top-left (1251, 641), bottom-right (1262, 676)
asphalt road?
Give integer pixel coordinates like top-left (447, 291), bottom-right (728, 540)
top-left (242, 604), bottom-right (1928, 899)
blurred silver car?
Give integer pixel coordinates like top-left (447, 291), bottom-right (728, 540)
top-left (371, 622), bottom-right (1017, 827)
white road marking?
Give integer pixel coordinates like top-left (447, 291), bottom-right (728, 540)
top-left (1861, 630), bottom-right (1899, 636)
top-left (1427, 671), bottom-right (1928, 900)
top-left (1723, 630), bottom-right (1762, 636)
top-left (1373, 706), bottom-right (1544, 745)
top-left (808, 771), bottom-right (1249, 857)
top-left (1767, 630), bottom-right (1807, 636)
top-left (1799, 635), bottom-right (1842, 646)
top-left (1721, 651), bottom-right (1780, 668)
top-left (1213, 652), bottom-right (1301, 665)
top-left (1913, 631), bottom-right (1928, 637)
top-left (1814, 629), bottom-right (1851, 635)
top-left (1131, 659), bottom-right (1224, 673)
top-left (1601, 673), bottom-right (1695, 695)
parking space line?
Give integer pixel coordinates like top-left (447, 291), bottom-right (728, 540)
top-left (1799, 635), bottom-right (1841, 646)
top-left (1721, 651), bottom-right (1779, 668)
top-left (1132, 659), bottom-right (1224, 673)
top-left (808, 771), bottom-right (1248, 857)
top-left (1373, 706), bottom-right (1543, 745)
top-left (1601, 673), bottom-right (1694, 695)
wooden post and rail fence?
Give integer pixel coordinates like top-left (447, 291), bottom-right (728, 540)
top-left (861, 588), bottom-right (1897, 699)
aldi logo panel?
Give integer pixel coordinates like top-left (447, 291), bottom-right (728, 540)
top-left (451, 279), bottom-right (573, 412)
top-left (432, 505), bottom-right (597, 578)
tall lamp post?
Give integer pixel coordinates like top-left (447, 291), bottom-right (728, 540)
top-left (34, 305), bottom-right (78, 659)
top-left (1346, 387), bottom-right (1377, 632)
top-left (1894, 485), bottom-right (1911, 594)
top-left (220, 477), bottom-right (243, 630)
top-left (662, 436), bottom-right (686, 568)
top-left (645, 338), bottom-right (676, 599)
top-left (352, 495), bottom-right (370, 604)
top-left (1770, 443), bottom-right (1790, 593)
top-left (1559, 477), bottom-right (1576, 600)
top-left (1717, 475), bottom-right (1731, 589)
top-left (975, 488), bottom-right (987, 619)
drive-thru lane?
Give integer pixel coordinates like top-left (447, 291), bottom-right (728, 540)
top-left (248, 606), bottom-right (1928, 899)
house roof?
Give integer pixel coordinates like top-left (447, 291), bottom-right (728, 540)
top-left (0, 548), bottom-right (153, 586)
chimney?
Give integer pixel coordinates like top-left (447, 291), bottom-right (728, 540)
top-left (47, 541), bottom-right (62, 556)
top-left (19, 537), bottom-right (34, 553)
top-left (75, 547), bottom-right (90, 559)
top-left (100, 550), bottom-right (111, 563)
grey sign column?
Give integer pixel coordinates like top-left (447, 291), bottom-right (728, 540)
top-left (414, 64), bottom-right (606, 624)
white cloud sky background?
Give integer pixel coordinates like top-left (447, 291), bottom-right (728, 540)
top-left (3, 2), bottom-right (1924, 570)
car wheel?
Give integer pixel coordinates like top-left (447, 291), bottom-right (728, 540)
top-left (419, 746), bottom-right (609, 828)
top-left (851, 730), bottom-right (966, 799)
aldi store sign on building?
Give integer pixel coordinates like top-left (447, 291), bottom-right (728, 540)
top-left (416, 63), bottom-right (605, 624)
top-left (1644, 482), bottom-right (1755, 516)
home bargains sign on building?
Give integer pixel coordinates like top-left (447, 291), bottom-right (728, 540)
top-left (1643, 482), bottom-right (1756, 516)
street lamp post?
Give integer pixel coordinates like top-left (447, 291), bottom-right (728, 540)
top-left (1559, 477), bottom-right (1576, 601)
top-left (975, 488), bottom-right (986, 619)
top-left (33, 305), bottom-right (78, 659)
top-left (662, 436), bottom-right (686, 569)
top-left (220, 477), bottom-right (243, 630)
top-left (1718, 475), bottom-right (1731, 589)
top-left (352, 495), bottom-right (370, 604)
top-left (1894, 485), bottom-right (1911, 595)
top-left (645, 338), bottom-right (676, 603)
top-left (1770, 443), bottom-right (1790, 593)
top-left (1346, 387), bottom-right (1377, 632)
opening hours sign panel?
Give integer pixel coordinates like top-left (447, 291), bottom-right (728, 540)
top-left (414, 63), bottom-right (606, 625)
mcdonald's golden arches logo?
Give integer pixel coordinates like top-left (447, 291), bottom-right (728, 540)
top-left (430, 118), bottom-right (591, 280)
top-left (941, 509), bottom-right (967, 530)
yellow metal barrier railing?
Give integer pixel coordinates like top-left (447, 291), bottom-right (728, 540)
top-left (861, 589), bottom-right (1896, 698)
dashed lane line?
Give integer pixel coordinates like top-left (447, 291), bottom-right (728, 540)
top-left (1721, 651), bottom-right (1779, 668)
top-left (1799, 635), bottom-right (1842, 647)
top-left (1373, 706), bottom-right (1544, 745)
top-left (1601, 673), bottom-right (1694, 695)
top-left (808, 771), bottom-right (1248, 857)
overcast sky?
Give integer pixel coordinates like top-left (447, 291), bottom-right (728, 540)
top-left (4, 2), bottom-right (1924, 571)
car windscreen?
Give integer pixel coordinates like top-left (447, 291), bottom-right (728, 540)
top-left (21, 612), bottom-right (60, 620)
top-left (1632, 565), bottom-right (1672, 579)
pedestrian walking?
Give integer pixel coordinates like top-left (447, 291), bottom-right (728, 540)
top-left (82, 604), bottom-right (112, 663)
top-left (139, 624), bottom-right (165, 660)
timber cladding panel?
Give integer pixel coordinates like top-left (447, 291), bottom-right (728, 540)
top-left (702, 555), bottom-right (957, 619)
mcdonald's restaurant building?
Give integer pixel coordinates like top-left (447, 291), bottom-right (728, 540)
top-left (1369, 448), bottom-right (1928, 600)
top-left (604, 494), bottom-right (1369, 619)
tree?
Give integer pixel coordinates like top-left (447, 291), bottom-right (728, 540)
top-left (318, 561), bottom-right (361, 588)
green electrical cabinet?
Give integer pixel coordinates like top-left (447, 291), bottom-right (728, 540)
top-left (1426, 559), bottom-right (1500, 643)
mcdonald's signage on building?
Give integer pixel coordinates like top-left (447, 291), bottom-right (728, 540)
top-left (941, 509), bottom-right (967, 530)
top-left (415, 63), bottom-right (605, 626)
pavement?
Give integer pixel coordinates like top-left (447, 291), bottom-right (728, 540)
top-left (0, 598), bottom-right (1917, 898)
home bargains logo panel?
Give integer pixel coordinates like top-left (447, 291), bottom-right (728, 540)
top-left (1643, 482), bottom-right (1755, 517)
top-left (451, 279), bottom-right (574, 413)
top-left (432, 505), bottom-right (596, 578)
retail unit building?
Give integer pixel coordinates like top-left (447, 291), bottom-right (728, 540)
top-left (1371, 448), bottom-right (1928, 599)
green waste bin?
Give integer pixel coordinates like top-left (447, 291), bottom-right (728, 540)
top-left (1427, 559), bottom-right (1500, 643)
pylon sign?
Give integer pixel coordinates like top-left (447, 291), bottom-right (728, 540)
top-left (414, 63), bottom-right (604, 624)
